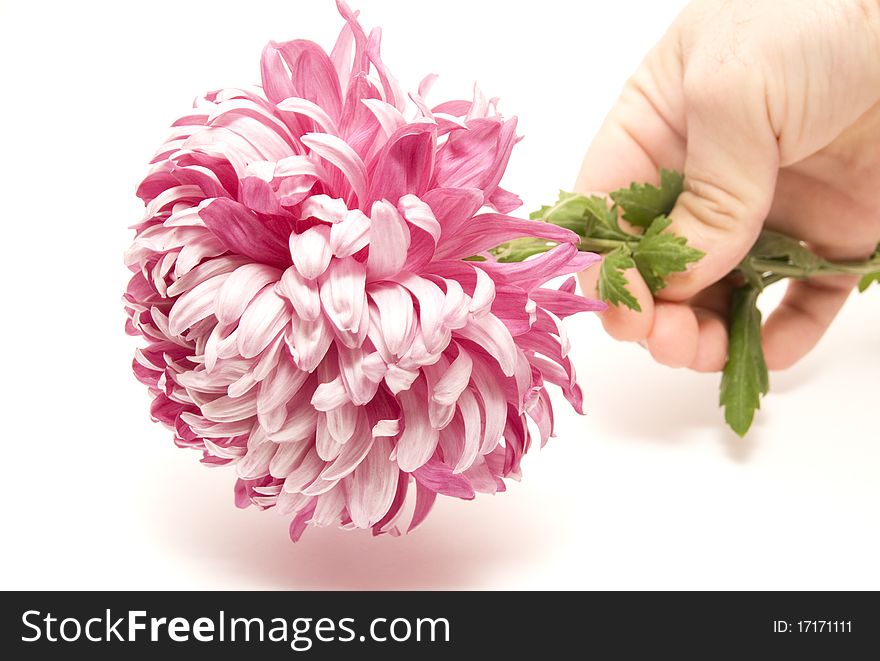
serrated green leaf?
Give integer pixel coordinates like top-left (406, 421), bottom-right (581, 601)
top-left (719, 286), bottom-right (769, 437)
top-left (609, 169), bottom-right (683, 229)
top-left (529, 205), bottom-right (552, 221)
top-left (598, 246), bottom-right (641, 311)
top-left (748, 230), bottom-right (826, 273)
top-left (531, 190), bottom-right (630, 241)
top-left (631, 215), bottom-right (704, 294)
top-left (859, 271), bottom-right (880, 292)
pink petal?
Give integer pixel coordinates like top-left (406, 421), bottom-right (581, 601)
top-left (360, 98), bottom-right (406, 137)
top-left (315, 415), bottom-right (344, 461)
top-left (413, 456), bottom-right (475, 499)
top-left (320, 430), bottom-right (373, 480)
top-left (455, 313), bottom-right (517, 377)
top-left (199, 390), bottom-right (258, 423)
top-left (368, 283), bottom-right (414, 357)
top-left (283, 447), bottom-right (325, 493)
top-left (289, 225), bottom-right (332, 279)
top-left (257, 356), bottom-right (309, 418)
top-left (270, 441), bottom-right (311, 478)
top-left (277, 266), bottom-right (321, 322)
top-left (215, 263), bottom-right (282, 325)
top-left (319, 257), bottom-right (367, 334)
top-left (421, 187), bottom-right (483, 239)
top-left (407, 481), bottom-right (437, 533)
top-left (287, 314), bottom-right (333, 373)
top-left (397, 194), bottom-right (441, 243)
top-left (345, 436), bottom-right (398, 528)
top-left (199, 198), bottom-right (290, 268)
top-left (237, 286), bottom-right (291, 359)
top-left (367, 123), bottom-right (435, 204)
top-left (395, 380), bottom-right (439, 472)
top-left (167, 273), bottom-right (228, 336)
top-left (454, 389), bottom-right (481, 473)
top-left (366, 200), bottom-right (409, 280)
top-left (431, 345), bottom-right (473, 406)
top-left (476, 243), bottom-right (600, 292)
top-left (268, 401), bottom-right (318, 443)
top-left (469, 357), bottom-right (507, 453)
top-left (311, 375), bottom-right (350, 411)
top-left (299, 194), bottom-right (349, 223)
top-left (531, 286), bottom-right (607, 317)
top-left (301, 132), bottom-right (367, 207)
top-left (312, 487), bottom-right (345, 526)
top-left (326, 401), bottom-right (358, 442)
top-left (434, 213), bottom-right (578, 261)
top-left (371, 418), bottom-right (400, 437)
top-left (338, 345), bottom-right (383, 405)
top-left (329, 209), bottom-right (370, 257)
top-left (469, 266), bottom-right (496, 317)
top-left (237, 430), bottom-right (277, 480)
top-left (277, 96), bottom-right (340, 135)
top-left (392, 274), bottom-right (446, 354)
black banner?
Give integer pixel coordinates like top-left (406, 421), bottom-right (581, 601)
top-left (2, 591), bottom-right (876, 658)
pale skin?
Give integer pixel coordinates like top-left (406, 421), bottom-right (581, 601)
top-left (577, 0), bottom-right (880, 371)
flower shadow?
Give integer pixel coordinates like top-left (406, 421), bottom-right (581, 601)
top-left (578, 341), bottom-right (763, 462)
top-left (150, 472), bottom-right (565, 590)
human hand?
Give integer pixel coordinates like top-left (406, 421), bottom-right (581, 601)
top-left (576, 0), bottom-right (880, 371)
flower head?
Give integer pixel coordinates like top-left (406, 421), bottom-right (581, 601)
top-left (124, 1), bottom-right (603, 540)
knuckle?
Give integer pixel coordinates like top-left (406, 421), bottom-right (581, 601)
top-left (677, 176), bottom-right (752, 233)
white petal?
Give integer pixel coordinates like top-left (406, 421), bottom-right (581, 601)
top-left (237, 287), bottom-right (291, 359)
top-left (345, 437), bottom-right (397, 528)
top-left (398, 194), bottom-right (440, 243)
top-left (368, 283), bottom-right (415, 357)
top-left (329, 209), bottom-right (370, 257)
top-left (215, 264), bottom-right (281, 325)
top-left (278, 266), bottom-right (321, 322)
top-left (289, 225), bottom-right (332, 279)
top-left (431, 346), bottom-right (473, 406)
top-left (366, 200), bottom-right (409, 280)
top-left (299, 194), bottom-right (349, 224)
top-left (469, 266), bottom-right (496, 317)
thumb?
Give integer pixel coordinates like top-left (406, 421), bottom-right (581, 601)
top-left (658, 70), bottom-right (779, 301)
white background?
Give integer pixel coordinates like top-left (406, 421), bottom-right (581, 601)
top-left (1, 0), bottom-right (877, 590)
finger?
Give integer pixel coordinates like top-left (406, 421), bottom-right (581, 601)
top-left (575, 27), bottom-right (686, 194)
top-left (690, 308), bottom-right (728, 372)
top-left (573, 29), bottom-right (686, 342)
top-left (577, 263), bottom-right (654, 342)
top-left (760, 231), bottom-right (876, 370)
top-left (645, 302), bottom-right (698, 368)
top-left (762, 274), bottom-right (859, 371)
top-left (657, 46), bottom-right (780, 302)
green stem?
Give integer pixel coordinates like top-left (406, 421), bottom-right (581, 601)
top-left (577, 237), bottom-right (635, 252)
top-left (575, 238), bottom-right (880, 281)
top-left (747, 256), bottom-right (880, 279)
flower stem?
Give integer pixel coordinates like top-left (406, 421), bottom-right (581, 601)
top-left (747, 255), bottom-right (880, 279)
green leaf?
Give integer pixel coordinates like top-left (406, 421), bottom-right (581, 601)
top-left (529, 191), bottom-right (591, 235)
top-left (748, 230), bottom-right (825, 273)
top-left (529, 205), bottom-right (552, 221)
top-left (609, 169), bottom-right (683, 229)
top-left (857, 245), bottom-right (880, 292)
top-left (859, 271), bottom-right (880, 292)
top-left (632, 215), bottom-right (705, 294)
top-left (531, 191), bottom-right (627, 239)
top-left (598, 246), bottom-right (641, 311)
top-left (719, 286), bottom-right (769, 437)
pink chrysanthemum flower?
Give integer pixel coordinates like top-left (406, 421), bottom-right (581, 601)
top-left (124, 1), bottom-right (603, 540)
